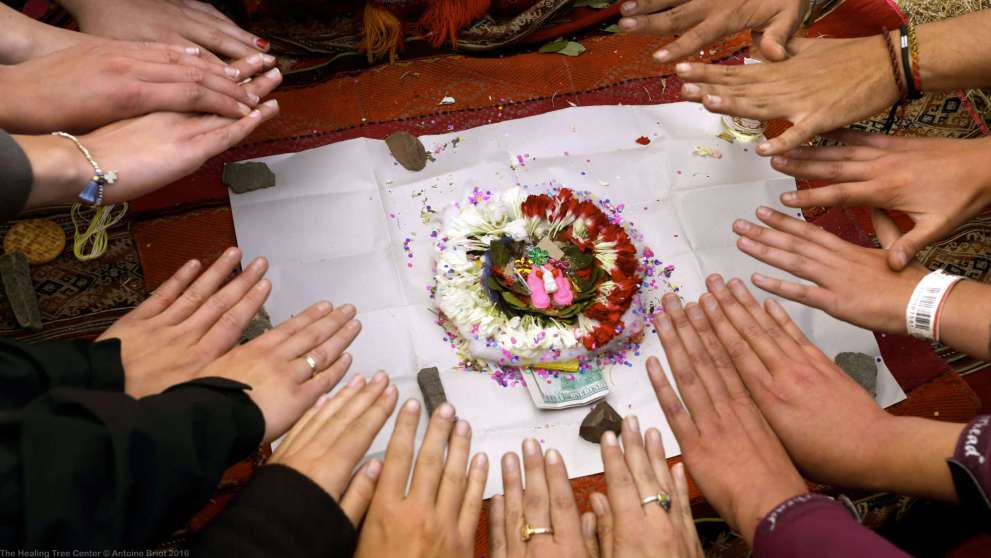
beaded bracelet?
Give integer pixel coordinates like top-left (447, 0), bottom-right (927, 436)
top-left (880, 28), bottom-right (906, 133)
top-left (899, 24), bottom-right (923, 100)
top-left (51, 132), bottom-right (118, 206)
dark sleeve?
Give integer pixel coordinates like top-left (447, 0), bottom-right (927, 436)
top-left (947, 414), bottom-right (991, 523)
top-left (0, 377), bottom-right (265, 548)
top-left (0, 130), bottom-right (33, 224)
top-left (189, 464), bottom-right (358, 558)
top-left (0, 337), bottom-right (124, 407)
top-left (753, 493), bottom-right (910, 558)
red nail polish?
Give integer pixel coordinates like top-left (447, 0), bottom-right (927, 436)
top-left (255, 38), bottom-right (270, 51)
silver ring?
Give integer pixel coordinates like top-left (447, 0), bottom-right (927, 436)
top-left (305, 355), bottom-right (318, 376)
top-left (641, 491), bottom-right (671, 511)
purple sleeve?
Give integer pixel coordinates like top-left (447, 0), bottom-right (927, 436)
top-left (948, 415), bottom-right (991, 520)
top-left (753, 494), bottom-right (910, 558)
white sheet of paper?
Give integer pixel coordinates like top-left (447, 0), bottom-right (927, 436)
top-left (230, 104), bottom-right (906, 498)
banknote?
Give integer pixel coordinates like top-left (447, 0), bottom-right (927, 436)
top-left (521, 365), bottom-right (609, 410)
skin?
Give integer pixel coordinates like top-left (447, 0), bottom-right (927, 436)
top-left (59, 0), bottom-right (268, 63)
top-left (16, 64), bottom-right (282, 211)
top-left (0, 43), bottom-right (276, 134)
top-left (732, 206), bottom-right (991, 360)
top-left (195, 299), bottom-right (363, 444)
top-left (697, 274), bottom-right (965, 502)
top-left (618, 0), bottom-right (807, 63)
top-left (269, 371), bottom-right (400, 526)
top-left (0, 3), bottom-right (101, 63)
top-left (772, 131), bottom-right (991, 270)
top-left (648, 293), bottom-right (808, 546)
top-left (98, 247), bottom-right (269, 398)
top-left (355, 400), bottom-right (488, 558)
top-left (582, 418), bottom-right (704, 558)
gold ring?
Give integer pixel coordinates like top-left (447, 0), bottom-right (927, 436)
top-left (520, 522), bottom-right (553, 542)
top-left (641, 491), bottom-right (671, 511)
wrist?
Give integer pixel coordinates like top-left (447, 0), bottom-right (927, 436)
top-left (872, 415), bottom-right (965, 501)
top-left (17, 134), bottom-right (93, 209)
top-left (737, 484), bottom-right (808, 546)
top-left (883, 265), bottom-right (927, 335)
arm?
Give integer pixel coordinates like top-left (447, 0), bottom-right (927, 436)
top-left (948, 415), bottom-right (991, 522)
top-left (3, 132), bottom-right (90, 218)
top-left (0, 3), bottom-right (93, 63)
top-left (917, 10), bottom-right (991, 91)
top-left (0, 338), bottom-right (124, 406)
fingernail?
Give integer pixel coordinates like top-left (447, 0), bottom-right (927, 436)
top-left (626, 415), bottom-right (640, 432)
top-left (262, 53), bottom-right (276, 64)
top-left (247, 92), bottom-right (260, 104)
top-left (728, 277), bottom-right (746, 292)
top-left (758, 142), bottom-right (772, 154)
top-left (250, 257), bottom-right (266, 270)
top-left (591, 494), bottom-right (606, 516)
top-left (346, 319), bottom-right (361, 332)
top-left (753, 272), bottom-right (768, 284)
top-left (255, 38), bottom-right (270, 50)
top-left (710, 275), bottom-right (726, 289)
top-left (384, 384), bottom-right (398, 397)
top-left (738, 237), bottom-right (755, 249)
top-left (372, 370), bottom-right (387, 384)
top-left (437, 402), bottom-right (455, 418)
top-left (338, 352), bottom-right (352, 365)
top-left (655, 313), bottom-right (672, 332)
top-left (705, 94), bottom-right (722, 105)
top-left (771, 156), bottom-right (788, 166)
top-left (524, 437), bottom-right (540, 456)
top-left (757, 206), bottom-right (774, 218)
top-left (348, 374), bottom-right (364, 388)
top-left (621, 1), bottom-right (637, 12)
top-left (265, 67), bottom-right (281, 80)
top-left (618, 17), bottom-right (637, 30)
top-left (263, 99), bottom-right (279, 110)
top-left (340, 304), bottom-right (356, 317)
top-left (475, 452), bottom-right (488, 468)
top-left (314, 301), bottom-right (331, 313)
top-left (455, 420), bottom-right (470, 436)
top-left (647, 427), bottom-right (663, 447)
top-left (602, 431), bottom-right (618, 446)
top-left (732, 219), bottom-right (749, 233)
top-left (545, 448), bottom-right (561, 464)
top-left (404, 399), bottom-right (420, 413)
top-left (248, 109), bottom-right (261, 118)
top-left (365, 459), bottom-right (382, 479)
top-left (682, 83), bottom-right (700, 95)
top-left (673, 462), bottom-right (685, 482)
top-left (224, 66), bottom-right (240, 78)
top-left (502, 452), bottom-right (518, 470)
top-left (247, 53), bottom-right (263, 65)
top-left (654, 49), bottom-right (670, 62)
top-left (675, 62), bottom-right (691, 75)
top-left (686, 303), bottom-right (704, 320)
top-left (236, 102), bottom-right (250, 115)
top-left (185, 46), bottom-right (201, 55)
top-left (582, 514), bottom-right (596, 537)
top-left (225, 247), bottom-right (240, 258)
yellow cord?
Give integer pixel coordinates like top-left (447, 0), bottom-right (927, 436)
top-left (71, 203), bottom-right (127, 261)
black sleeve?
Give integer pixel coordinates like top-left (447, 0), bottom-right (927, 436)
top-left (0, 337), bottom-right (125, 407)
top-left (0, 377), bottom-right (265, 549)
top-left (189, 464), bottom-right (358, 558)
top-left (0, 130), bottom-right (33, 224)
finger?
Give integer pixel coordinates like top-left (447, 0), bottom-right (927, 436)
top-left (227, 52), bottom-right (277, 80)
top-left (339, 459), bottom-right (382, 526)
top-left (645, 355), bottom-right (699, 442)
top-left (131, 259), bottom-right (202, 319)
top-left (521, 437), bottom-right (551, 529)
top-left (779, 145), bottom-right (885, 162)
top-left (750, 272), bottom-right (836, 313)
top-left (651, 17), bottom-right (729, 63)
top-left (763, 298), bottom-right (835, 368)
top-left (183, 19), bottom-right (261, 60)
top-left (300, 352), bottom-right (355, 402)
top-left (282, 303), bottom-right (357, 360)
top-left (263, 300), bottom-right (333, 346)
top-left (725, 277), bottom-right (806, 361)
top-left (619, 0), bottom-right (689, 15)
top-left (119, 42), bottom-right (240, 78)
top-left (291, 316), bottom-right (361, 385)
top-left (822, 129), bottom-right (908, 150)
top-left (705, 274), bottom-right (790, 371)
top-left (378, 398), bottom-right (422, 498)
top-left (698, 290), bottom-right (775, 396)
top-left (279, 374), bottom-right (365, 452)
top-left (754, 206), bottom-right (850, 252)
top-left (299, 371), bottom-right (390, 459)
top-left (652, 309), bottom-right (718, 421)
top-left (675, 61), bottom-right (748, 86)
top-left (617, 3), bottom-right (702, 37)
top-left (871, 208), bottom-right (902, 250)
top-left (438, 419), bottom-right (472, 516)
top-left (186, 255), bottom-right (267, 335)
top-left (620, 417), bottom-right (669, 522)
top-left (187, 98), bottom-right (279, 154)
top-left (501, 452), bottom-right (527, 557)
top-left (769, 156), bottom-right (875, 184)
top-left (874, 209), bottom-right (928, 271)
top-left (671, 462), bottom-right (703, 554)
top-left (581, 512), bottom-right (600, 558)
top-left (159, 247), bottom-right (242, 324)
top-left (759, 15), bottom-right (799, 62)
top-left (458, 453), bottom-right (489, 541)
top-left (197, 277), bottom-right (271, 357)
top-left (644, 428), bottom-right (676, 501)
top-left (778, 181), bottom-right (877, 209)
top-left (134, 81), bottom-right (252, 119)
top-left (135, 61), bottom-right (257, 106)
top-left (183, 0), bottom-right (238, 25)
top-left (683, 296), bottom-right (749, 401)
top-left (241, 67), bottom-right (283, 101)
top-left (410, 402), bottom-right (458, 503)
top-left (662, 294), bottom-right (733, 411)
top-left (544, 449), bottom-right (583, 544)
top-left (590, 492), bottom-right (615, 558)
top-left (323, 380), bottom-right (400, 496)
top-left (758, 122), bottom-right (818, 156)
top-left (180, 3), bottom-right (264, 52)
top-left (600, 429), bottom-right (642, 517)
top-left (489, 495), bottom-right (508, 558)
top-left (735, 232), bottom-right (830, 285)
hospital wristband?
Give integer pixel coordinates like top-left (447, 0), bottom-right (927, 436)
top-left (905, 269), bottom-right (964, 342)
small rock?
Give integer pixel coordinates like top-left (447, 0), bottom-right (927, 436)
top-left (0, 252), bottom-right (42, 331)
top-left (579, 401), bottom-right (623, 444)
top-left (223, 162), bottom-right (276, 194)
top-left (417, 366), bottom-right (447, 415)
top-left (834, 352), bottom-right (878, 397)
top-left (385, 131), bottom-right (428, 171)
top-left (238, 307), bottom-right (272, 344)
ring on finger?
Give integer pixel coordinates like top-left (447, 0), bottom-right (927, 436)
top-left (520, 523), bottom-right (553, 542)
top-left (641, 491), bottom-right (671, 511)
top-left (305, 354), bottom-right (319, 377)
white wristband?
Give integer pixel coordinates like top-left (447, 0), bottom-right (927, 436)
top-left (905, 269), bottom-right (963, 342)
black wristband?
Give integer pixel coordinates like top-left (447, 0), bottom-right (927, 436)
top-left (899, 25), bottom-right (923, 101)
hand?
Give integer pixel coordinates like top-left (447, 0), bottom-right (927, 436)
top-left (61, 0), bottom-right (268, 63)
top-left (618, 0), bottom-right (808, 62)
top-left (0, 41), bottom-right (275, 134)
top-left (732, 206), bottom-right (926, 334)
top-left (648, 293), bottom-right (807, 545)
top-left (773, 131), bottom-right (991, 270)
top-left (98, 247), bottom-right (268, 398)
top-left (355, 401), bottom-right (488, 558)
top-left (269, 371), bottom-right (399, 525)
top-left (675, 33), bottom-right (902, 155)
top-left (489, 441), bottom-right (588, 558)
top-left (197, 301), bottom-right (362, 443)
top-left (582, 417), bottom-right (703, 558)
top-left (696, 274), bottom-right (963, 501)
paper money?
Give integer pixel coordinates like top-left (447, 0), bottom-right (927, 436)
top-left (521, 366), bottom-right (609, 410)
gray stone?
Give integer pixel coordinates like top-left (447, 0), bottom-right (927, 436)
top-left (417, 366), bottom-right (448, 415)
top-left (0, 252), bottom-right (42, 331)
top-left (579, 401), bottom-right (623, 444)
top-left (385, 131), bottom-right (428, 171)
top-left (834, 352), bottom-right (878, 397)
top-left (223, 162), bottom-right (276, 194)
top-left (238, 307), bottom-right (272, 344)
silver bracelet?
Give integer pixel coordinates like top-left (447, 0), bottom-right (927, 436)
top-left (51, 131), bottom-right (118, 206)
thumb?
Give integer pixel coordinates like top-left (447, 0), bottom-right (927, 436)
top-left (758, 18), bottom-right (797, 62)
top-left (888, 223), bottom-right (938, 271)
top-left (870, 208), bottom-right (902, 249)
top-left (339, 459), bottom-right (382, 526)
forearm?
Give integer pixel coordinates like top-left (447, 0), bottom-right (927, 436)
top-left (917, 9), bottom-right (991, 91)
top-left (868, 415), bottom-right (965, 502)
top-left (938, 279), bottom-right (991, 361)
top-left (11, 133), bottom-right (91, 210)
top-left (0, 4), bottom-right (85, 63)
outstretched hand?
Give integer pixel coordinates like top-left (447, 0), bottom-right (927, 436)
top-left (773, 131), bottom-right (991, 269)
top-left (619, 0), bottom-right (808, 62)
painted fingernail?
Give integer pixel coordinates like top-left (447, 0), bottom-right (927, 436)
top-left (404, 399), bottom-right (420, 413)
top-left (621, 1), bottom-right (637, 13)
top-left (591, 494), bottom-right (607, 516)
top-left (524, 437), bottom-right (540, 456)
top-left (675, 62), bottom-right (691, 75)
top-left (437, 402), bottom-right (455, 418)
top-left (372, 370), bottom-right (387, 384)
top-left (738, 237), bottom-right (756, 249)
top-left (262, 53), bottom-right (276, 64)
top-left (348, 374), bottom-right (364, 388)
top-left (263, 99), bottom-right (280, 110)
top-left (340, 304), bottom-right (357, 317)
top-left (582, 514), bottom-right (596, 537)
top-left (686, 303), bottom-right (704, 320)
top-left (365, 459), bottom-right (382, 479)
top-left (455, 420), bottom-right (471, 436)
top-left (626, 415), bottom-right (640, 432)
top-left (705, 94), bottom-right (722, 105)
top-left (224, 66), bottom-right (240, 78)
top-left (346, 319), bottom-right (361, 332)
top-left (255, 38), bottom-right (270, 50)
top-left (757, 206), bottom-right (774, 218)
top-left (546, 448), bottom-right (561, 464)
top-left (265, 67), bottom-right (281, 80)
top-left (682, 83), bottom-right (700, 96)
top-left (618, 17), bottom-right (637, 30)
top-left (654, 49), bottom-right (670, 62)
top-left (247, 53), bottom-right (263, 65)
top-left (602, 431), bottom-right (618, 446)
top-left (185, 46), bottom-right (201, 55)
